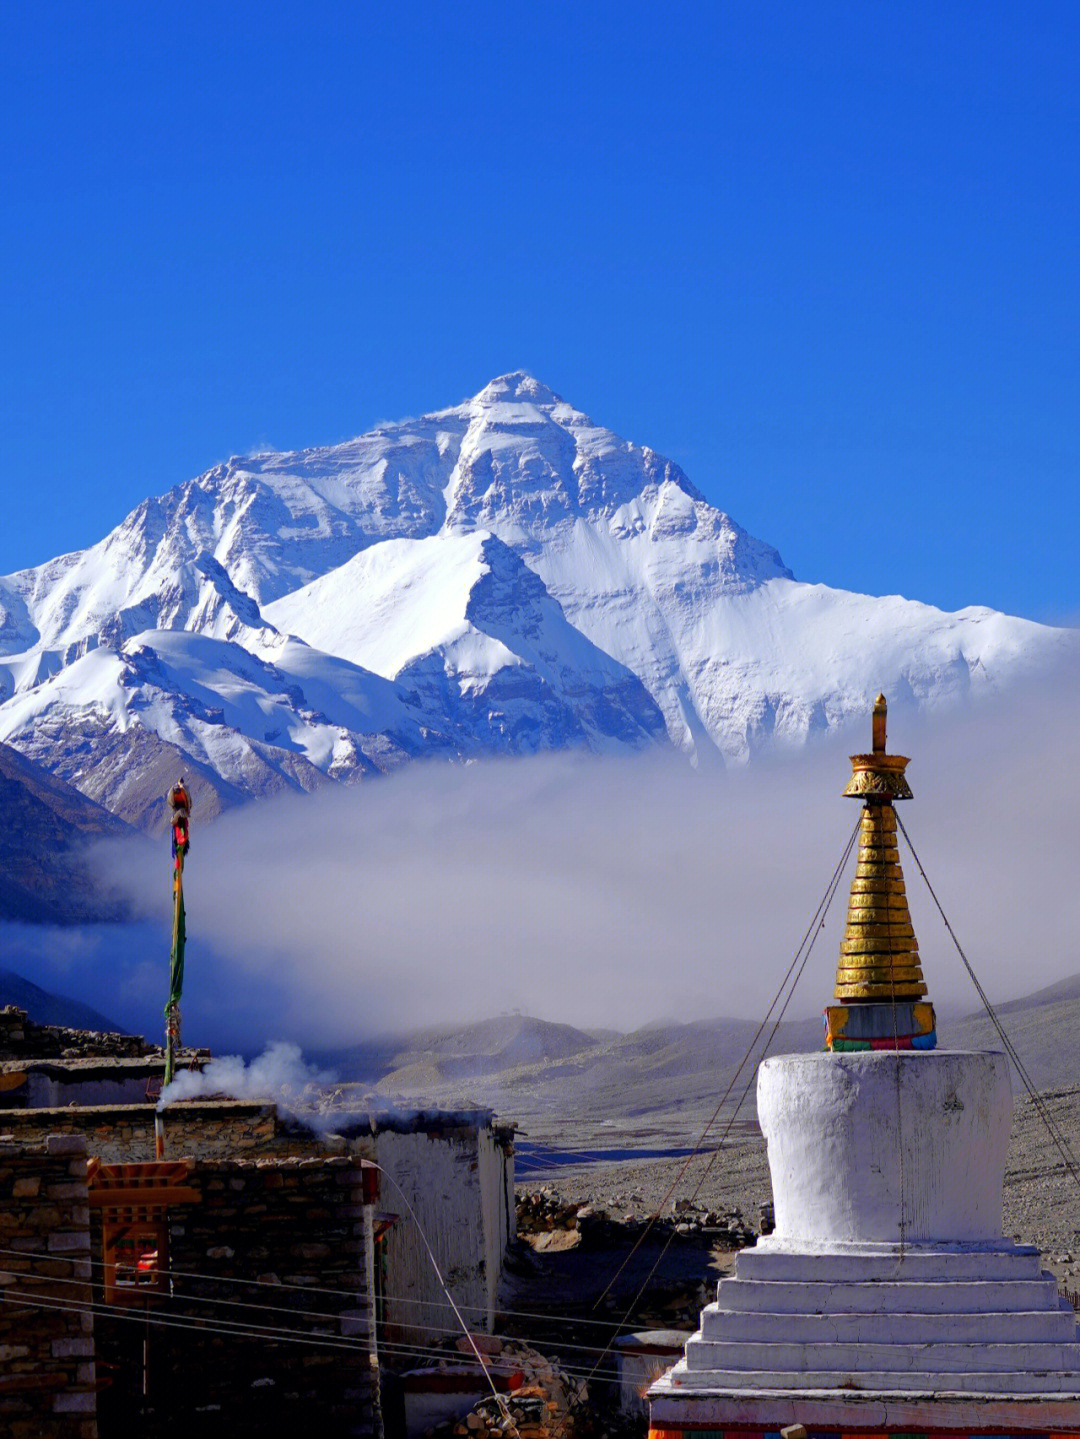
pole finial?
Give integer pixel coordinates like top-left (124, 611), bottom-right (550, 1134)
top-left (843, 693), bottom-right (912, 802)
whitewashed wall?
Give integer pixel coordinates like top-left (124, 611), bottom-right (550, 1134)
top-left (373, 1121), bottom-right (514, 1344)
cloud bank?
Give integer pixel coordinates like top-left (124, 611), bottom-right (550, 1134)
top-left (8, 669), bottom-right (1079, 1054)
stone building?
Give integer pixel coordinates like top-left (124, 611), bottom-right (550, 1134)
top-left (0, 1131), bottom-right (380, 1438)
top-left (0, 1015), bottom-right (515, 1437)
top-left (337, 1109), bottom-right (516, 1346)
top-left (0, 1134), bottom-right (98, 1439)
top-left (0, 1004), bottom-right (207, 1109)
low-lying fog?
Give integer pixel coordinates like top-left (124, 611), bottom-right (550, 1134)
top-left (7, 669), bottom-right (1079, 1056)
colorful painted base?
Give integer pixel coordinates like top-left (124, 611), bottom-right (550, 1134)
top-left (824, 1001), bottom-right (936, 1051)
top-left (649, 1429), bottom-right (1080, 1438)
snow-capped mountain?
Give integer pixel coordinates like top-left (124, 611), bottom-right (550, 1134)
top-left (263, 530), bottom-right (667, 754)
top-left (1, 372), bottom-right (1073, 825)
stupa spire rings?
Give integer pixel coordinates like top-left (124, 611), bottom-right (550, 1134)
top-left (649, 693), bottom-right (1080, 1434)
top-left (827, 694), bottom-right (935, 1042)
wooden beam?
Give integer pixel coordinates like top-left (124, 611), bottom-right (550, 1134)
top-left (89, 1186), bottom-right (200, 1208)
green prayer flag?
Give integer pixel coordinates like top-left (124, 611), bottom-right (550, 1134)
top-left (167, 885), bottom-right (185, 1013)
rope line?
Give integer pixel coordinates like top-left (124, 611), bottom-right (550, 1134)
top-left (895, 812), bottom-right (1080, 1196)
top-left (589, 812), bottom-right (862, 1313)
top-left (580, 813), bottom-right (861, 1389)
top-left (880, 804), bottom-right (907, 1259)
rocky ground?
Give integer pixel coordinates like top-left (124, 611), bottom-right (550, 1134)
top-left (449, 1084), bottom-right (1080, 1436)
top-left (1003, 1086), bottom-right (1080, 1293)
top-left (512, 1084), bottom-right (1080, 1291)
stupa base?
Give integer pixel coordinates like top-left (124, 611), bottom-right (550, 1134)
top-left (647, 1376), bottom-right (1080, 1435)
top-left (647, 1052), bottom-right (1080, 1436)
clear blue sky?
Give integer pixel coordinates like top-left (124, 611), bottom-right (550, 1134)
top-left (2, 1), bottom-right (1077, 622)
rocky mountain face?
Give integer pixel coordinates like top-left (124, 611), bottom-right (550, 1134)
top-left (0, 975), bottom-right (126, 1038)
top-left (0, 741), bottom-right (130, 920)
top-left (1, 373), bottom-right (1073, 827)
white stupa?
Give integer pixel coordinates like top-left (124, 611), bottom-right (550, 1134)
top-left (649, 697), bottom-right (1080, 1438)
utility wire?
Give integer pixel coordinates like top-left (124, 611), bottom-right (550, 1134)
top-left (0, 1256), bottom-right (662, 1363)
top-left (0, 1239), bottom-right (659, 1335)
top-left (366, 1162), bottom-right (520, 1435)
top-left (0, 1292), bottom-right (614, 1388)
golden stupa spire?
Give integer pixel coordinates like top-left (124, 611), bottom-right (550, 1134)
top-left (825, 695), bottom-right (936, 1051)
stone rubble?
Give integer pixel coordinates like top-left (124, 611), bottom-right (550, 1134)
top-left (515, 1190), bottom-right (757, 1251)
top-left (0, 1005), bottom-right (153, 1060)
top-left (416, 1335), bottom-right (633, 1439)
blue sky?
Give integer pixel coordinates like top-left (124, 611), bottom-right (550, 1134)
top-left (2, 1), bottom-right (1077, 622)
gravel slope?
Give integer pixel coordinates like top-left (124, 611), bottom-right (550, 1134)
top-left (522, 1085), bottom-right (1080, 1291)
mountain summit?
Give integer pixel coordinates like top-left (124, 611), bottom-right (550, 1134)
top-left (0, 375), bottom-right (1072, 826)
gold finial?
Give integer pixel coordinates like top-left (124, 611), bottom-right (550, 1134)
top-left (842, 693), bottom-right (913, 802)
top-left (833, 696), bottom-right (928, 1006)
top-left (872, 692), bottom-right (887, 753)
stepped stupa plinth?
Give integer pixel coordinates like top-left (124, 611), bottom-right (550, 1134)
top-left (648, 696), bottom-right (1080, 1438)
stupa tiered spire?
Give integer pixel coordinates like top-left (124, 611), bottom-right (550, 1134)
top-left (825, 694), bottom-right (936, 1050)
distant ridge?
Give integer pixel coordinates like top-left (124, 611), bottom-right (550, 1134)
top-left (0, 966), bottom-right (125, 1033)
top-left (319, 977), bottom-right (1080, 1132)
top-left (941, 976), bottom-right (1080, 1093)
top-left (0, 740), bottom-right (130, 922)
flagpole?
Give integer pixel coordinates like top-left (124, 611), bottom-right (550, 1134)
top-left (157, 780), bottom-right (190, 1160)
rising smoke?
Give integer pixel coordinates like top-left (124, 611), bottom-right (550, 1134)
top-left (10, 667), bottom-right (1080, 1054)
top-left (159, 1040), bottom-right (331, 1112)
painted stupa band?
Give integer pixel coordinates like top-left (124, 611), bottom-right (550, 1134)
top-left (648, 1429), bottom-right (1080, 1438)
top-left (647, 695), bottom-right (1080, 1432)
top-left (824, 998), bottom-right (937, 1051)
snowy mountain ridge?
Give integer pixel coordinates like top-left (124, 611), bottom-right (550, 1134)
top-left (1, 372), bottom-right (1072, 827)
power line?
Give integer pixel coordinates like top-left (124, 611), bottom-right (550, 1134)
top-left (0, 1292), bottom-right (616, 1389)
top-left (365, 1162), bottom-right (520, 1434)
top-left (0, 1257), bottom-right (666, 1363)
top-left (0, 1238), bottom-right (682, 1336)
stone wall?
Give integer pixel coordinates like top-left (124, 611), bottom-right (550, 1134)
top-left (0, 1100), bottom-right (306, 1160)
top-left (0, 1134), bottom-right (98, 1439)
top-left (92, 1155), bottom-right (378, 1439)
top-left (0, 1006), bottom-right (152, 1060)
top-left (477, 1124), bottom-right (515, 1325)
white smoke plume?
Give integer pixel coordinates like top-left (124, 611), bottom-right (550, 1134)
top-left (159, 1040), bottom-right (332, 1110)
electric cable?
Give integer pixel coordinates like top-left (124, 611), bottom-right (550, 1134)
top-left (0, 1291), bottom-right (615, 1388)
top-left (366, 1161), bottom-right (521, 1434)
top-left (0, 1258), bottom-right (669, 1365)
top-left (0, 1238), bottom-right (681, 1335)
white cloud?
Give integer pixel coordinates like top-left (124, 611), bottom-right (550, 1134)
top-left (52, 662), bottom-right (1078, 1053)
